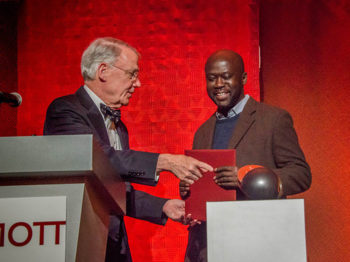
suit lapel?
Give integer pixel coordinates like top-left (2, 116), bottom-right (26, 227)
top-left (228, 97), bottom-right (257, 149)
top-left (76, 86), bottom-right (110, 145)
top-left (116, 121), bottom-right (130, 150)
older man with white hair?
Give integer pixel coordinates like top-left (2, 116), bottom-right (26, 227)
top-left (44, 37), bottom-right (212, 262)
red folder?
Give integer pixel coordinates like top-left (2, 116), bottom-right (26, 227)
top-left (184, 149), bottom-right (236, 221)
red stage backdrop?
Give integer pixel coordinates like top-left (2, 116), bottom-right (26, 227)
top-left (261, 1), bottom-right (350, 261)
top-left (16, 1), bottom-right (259, 261)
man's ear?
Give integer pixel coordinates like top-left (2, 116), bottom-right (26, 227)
top-left (242, 72), bottom-right (247, 85)
top-left (97, 63), bottom-right (109, 82)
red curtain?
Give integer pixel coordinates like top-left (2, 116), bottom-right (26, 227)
top-left (261, 1), bottom-right (350, 261)
top-left (16, 1), bottom-right (259, 261)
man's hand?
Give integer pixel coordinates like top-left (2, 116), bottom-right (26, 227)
top-left (157, 154), bottom-right (213, 184)
top-left (162, 199), bottom-right (201, 226)
top-left (179, 180), bottom-right (191, 199)
top-left (182, 213), bottom-right (201, 227)
top-left (214, 166), bottom-right (240, 190)
top-left (162, 199), bottom-right (186, 222)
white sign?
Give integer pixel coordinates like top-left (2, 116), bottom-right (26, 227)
top-left (207, 199), bottom-right (307, 262)
top-left (0, 196), bottom-right (66, 262)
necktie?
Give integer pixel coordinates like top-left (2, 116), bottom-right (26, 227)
top-left (100, 103), bottom-right (121, 124)
top-left (100, 103), bottom-right (124, 150)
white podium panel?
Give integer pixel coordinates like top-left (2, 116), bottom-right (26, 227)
top-left (0, 196), bottom-right (66, 262)
top-left (207, 199), bottom-right (307, 262)
top-left (0, 184), bottom-right (83, 262)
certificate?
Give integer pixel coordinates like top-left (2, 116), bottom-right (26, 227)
top-left (184, 149), bottom-right (236, 221)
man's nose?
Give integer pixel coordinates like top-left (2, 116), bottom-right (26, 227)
top-left (215, 77), bottom-right (224, 87)
top-left (133, 78), bottom-right (141, 88)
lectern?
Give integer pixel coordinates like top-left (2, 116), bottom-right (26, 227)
top-left (0, 135), bottom-right (125, 262)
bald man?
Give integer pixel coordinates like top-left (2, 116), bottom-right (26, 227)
top-left (180, 50), bottom-right (311, 262)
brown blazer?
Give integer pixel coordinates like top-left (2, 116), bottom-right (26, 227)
top-left (193, 97), bottom-right (311, 196)
top-left (185, 97), bottom-right (311, 262)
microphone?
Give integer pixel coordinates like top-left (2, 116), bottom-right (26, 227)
top-left (0, 91), bottom-right (22, 107)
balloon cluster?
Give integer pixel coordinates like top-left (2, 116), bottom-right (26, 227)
top-left (237, 165), bottom-right (282, 200)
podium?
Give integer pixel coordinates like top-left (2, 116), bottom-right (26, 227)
top-left (206, 199), bottom-right (307, 262)
top-left (0, 135), bottom-right (126, 262)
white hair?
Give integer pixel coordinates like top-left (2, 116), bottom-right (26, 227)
top-left (81, 37), bottom-right (139, 81)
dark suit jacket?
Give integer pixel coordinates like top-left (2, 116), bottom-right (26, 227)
top-left (44, 86), bottom-right (168, 262)
top-left (185, 97), bottom-right (311, 262)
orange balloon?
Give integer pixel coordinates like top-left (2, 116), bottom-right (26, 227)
top-left (237, 165), bottom-right (264, 181)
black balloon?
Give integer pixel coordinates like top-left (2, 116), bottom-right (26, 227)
top-left (240, 167), bottom-right (280, 200)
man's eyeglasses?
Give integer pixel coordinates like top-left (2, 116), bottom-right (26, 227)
top-left (109, 64), bottom-right (139, 81)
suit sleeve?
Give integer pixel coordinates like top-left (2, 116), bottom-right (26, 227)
top-left (44, 97), bottom-right (160, 186)
top-left (126, 184), bottom-right (168, 225)
top-left (271, 110), bottom-right (312, 196)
